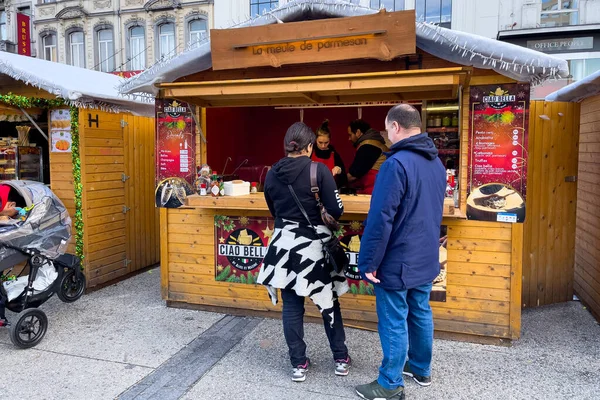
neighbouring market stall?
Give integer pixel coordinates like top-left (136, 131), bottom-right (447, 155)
top-left (0, 51), bottom-right (159, 289)
top-left (546, 71), bottom-right (600, 322)
top-left (120, 0), bottom-right (570, 343)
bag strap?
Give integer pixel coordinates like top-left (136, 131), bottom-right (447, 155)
top-left (287, 184), bottom-right (327, 247)
top-left (310, 162), bottom-right (323, 206)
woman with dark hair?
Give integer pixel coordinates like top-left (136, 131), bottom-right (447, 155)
top-left (311, 120), bottom-right (347, 187)
top-left (257, 122), bottom-right (351, 383)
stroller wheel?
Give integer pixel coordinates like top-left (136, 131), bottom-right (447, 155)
top-left (9, 308), bottom-right (48, 349)
top-left (57, 270), bottom-right (86, 303)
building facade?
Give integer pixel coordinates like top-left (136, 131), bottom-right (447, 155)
top-left (1, 0), bottom-right (213, 74)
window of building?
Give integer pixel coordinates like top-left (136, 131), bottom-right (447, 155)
top-left (188, 18), bottom-right (207, 49)
top-left (569, 58), bottom-right (600, 81)
top-left (41, 0), bottom-right (57, 3)
top-left (158, 22), bottom-right (175, 60)
top-left (97, 28), bottom-right (115, 72)
top-left (541, 0), bottom-right (579, 27)
top-left (128, 26), bottom-right (146, 70)
top-left (0, 10), bottom-right (7, 41)
top-left (416, 0), bottom-right (452, 28)
top-left (42, 33), bottom-right (57, 62)
top-left (250, 1), bottom-right (279, 16)
top-left (67, 31), bottom-right (85, 68)
top-left (370, 0), bottom-right (404, 11)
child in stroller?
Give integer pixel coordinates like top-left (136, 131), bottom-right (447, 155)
top-left (0, 181), bottom-right (86, 348)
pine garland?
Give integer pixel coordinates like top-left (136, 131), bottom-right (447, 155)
top-left (0, 93), bottom-right (66, 109)
top-left (69, 107), bottom-right (84, 263)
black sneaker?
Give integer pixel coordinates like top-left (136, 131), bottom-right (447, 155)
top-left (403, 363), bottom-right (432, 387)
top-left (355, 380), bottom-right (405, 400)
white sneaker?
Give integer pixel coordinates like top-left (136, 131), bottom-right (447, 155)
top-left (335, 356), bottom-right (351, 376)
top-left (291, 359), bottom-right (310, 382)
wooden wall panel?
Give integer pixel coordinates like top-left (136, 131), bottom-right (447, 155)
top-left (522, 101), bottom-right (579, 308)
top-left (49, 152), bottom-right (76, 255)
top-left (164, 208), bottom-right (518, 340)
top-left (575, 95), bottom-right (600, 321)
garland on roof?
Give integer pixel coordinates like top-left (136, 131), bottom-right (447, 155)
top-left (0, 93), bottom-right (66, 109)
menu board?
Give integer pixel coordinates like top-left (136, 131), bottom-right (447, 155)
top-left (49, 109), bottom-right (72, 153)
top-left (155, 99), bottom-right (196, 186)
top-left (468, 84), bottom-right (530, 223)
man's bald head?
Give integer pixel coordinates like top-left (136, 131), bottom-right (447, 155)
top-left (386, 104), bottom-right (422, 130)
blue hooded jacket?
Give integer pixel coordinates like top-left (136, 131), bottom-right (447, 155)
top-left (358, 133), bottom-right (446, 291)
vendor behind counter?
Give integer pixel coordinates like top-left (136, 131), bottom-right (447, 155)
top-left (346, 119), bottom-right (389, 195)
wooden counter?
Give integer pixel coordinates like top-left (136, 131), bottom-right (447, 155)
top-left (184, 194), bottom-right (467, 219)
top-left (162, 193), bottom-right (521, 344)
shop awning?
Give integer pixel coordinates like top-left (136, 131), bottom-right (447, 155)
top-left (119, 0), bottom-right (568, 97)
top-left (0, 51), bottom-right (154, 116)
top-left (161, 67), bottom-right (471, 107)
top-left (545, 69), bottom-right (600, 102)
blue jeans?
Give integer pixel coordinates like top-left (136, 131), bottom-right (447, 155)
top-left (375, 283), bottom-right (433, 390)
top-left (281, 288), bottom-right (348, 367)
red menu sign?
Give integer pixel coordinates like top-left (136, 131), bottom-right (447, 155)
top-left (155, 99), bottom-right (196, 186)
top-left (16, 13), bottom-right (31, 56)
top-left (468, 84), bottom-right (530, 223)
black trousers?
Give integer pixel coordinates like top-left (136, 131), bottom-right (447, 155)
top-left (281, 288), bottom-right (348, 367)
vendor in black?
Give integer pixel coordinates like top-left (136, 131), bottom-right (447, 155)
top-left (346, 119), bottom-right (389, 195)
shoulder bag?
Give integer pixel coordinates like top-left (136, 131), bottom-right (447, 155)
top-left (286, 163), bottom-right (349, 274)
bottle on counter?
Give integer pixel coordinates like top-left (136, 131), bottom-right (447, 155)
top-left (219, 178), bottom-right (225, 196)
top-left (200, 183), bottom-right (207, 196)
top-left (250, 182), bottom-right (258, 194)
top-left (210, 174), bottom-right (220, 197)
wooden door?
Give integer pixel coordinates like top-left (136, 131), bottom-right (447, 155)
top-left (79, 110), bottom-right (128, 288)
top-left (122, 114), bottom-right (160, 274)
top-left (522, 101), bottom-right (580, 308)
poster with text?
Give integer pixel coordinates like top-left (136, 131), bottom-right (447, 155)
top-left (215, 216), bottom-right (273, 284)
top-left (49, 109), bottom-right (72, 153)
top-left (468, 84), bottom-right (530, 223)
top-left (155, 99), bottom-right (196, 186)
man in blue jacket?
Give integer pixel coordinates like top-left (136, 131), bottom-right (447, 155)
top-left (355, 104), bottom-right (446, 400)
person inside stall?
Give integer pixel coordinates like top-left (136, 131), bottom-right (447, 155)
top-left (0, 184), bottom-right (18, 219)
top-left (311, 120), bottom-right (347, 187)
top-left (346, 119), bottom-right (389, 195)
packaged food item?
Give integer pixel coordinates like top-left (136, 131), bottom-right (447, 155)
top-left (442, 115), bottom-right (451, 127)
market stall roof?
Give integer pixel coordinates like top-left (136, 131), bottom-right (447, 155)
top-left (119, 0), bottom-right (569, 97)
top-left (0, 51), bottom-right (154, 116)
top-left (545, 70), bottom-right (600, 102)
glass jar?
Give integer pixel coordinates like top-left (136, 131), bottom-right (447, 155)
top-left (451, 113), bottom-right (459, 127)
top-left (442, 115), bottom-right (451, 127)
top-left (433, 115), bottom-right (442, 127)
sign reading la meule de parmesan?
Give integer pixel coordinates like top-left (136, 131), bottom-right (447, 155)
top-left (209, 10), bottom-right (416, 71)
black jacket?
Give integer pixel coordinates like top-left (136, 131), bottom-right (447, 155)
top-left (348, 129), bottom-right (386, 179)
top-left (264, 156), bottom-right (344, 226)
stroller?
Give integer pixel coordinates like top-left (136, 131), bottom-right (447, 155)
top-left (0, 180), bottom-right (86, 348)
